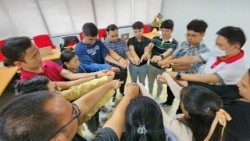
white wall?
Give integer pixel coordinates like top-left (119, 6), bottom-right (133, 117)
top-left (0, 0), bottom-right (162, 39)
top-left (161, 0), bottom-right (250, 67)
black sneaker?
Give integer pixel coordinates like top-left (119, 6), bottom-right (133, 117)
top-left (111, 97), bottom-right (116, 107)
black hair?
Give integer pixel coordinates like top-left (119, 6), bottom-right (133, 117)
top-left (60, 49), bottom-right (77, 69)
top-left (15, 76), bottom-right (50, 96)
top-left (180, 86), bottom-right (223, 141)
top-left (160, 19), bottom-right (174, 30)
top-left (187, 19), bottom-right (208, 33)
top-left (106, 24), bottom-right (118, 32)
top-left (121, 96), bottom-right (166, 141)
top-left (1, 36), bottom-right (32, 67)
top-left (132, 21), bottom-right (144, 30)
top-left (82, 22), bottom-right (98, 37)
top-left (216, 26), bottom-right (246, 48)
top-left (0, 91), bottom-right (58, 141)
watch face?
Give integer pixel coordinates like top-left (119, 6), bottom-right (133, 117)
top-left (175, 73), bottom-right (181, 80)
top-left (160, 54), bottom-right (164, 59)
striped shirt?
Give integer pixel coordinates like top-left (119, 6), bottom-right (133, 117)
top-left (150, 36), bottom-right (178, 69)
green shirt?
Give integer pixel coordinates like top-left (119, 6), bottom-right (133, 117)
top-left (150, 36), bottom-right (178, 68)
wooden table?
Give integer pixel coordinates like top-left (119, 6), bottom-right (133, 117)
top-left (143, 31), bottom-right (160, 39)
top-left (0, 66), bottom-right (19, 95)
top-left (0, 48), bottom-right (61, 95)
top-left (42, 48), bottom-right (61, 61)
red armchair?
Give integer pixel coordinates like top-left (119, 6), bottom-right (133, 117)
top-left (33, 34), bottom-right (56, 49)
top-left (98, 29), bottom-right (107, 41)
top-left (143, 24), bottom-right (152, 33)
top-left (0, 40), bottom-right (6, 62)
top-left (79, 32), bottom-right (84, 41)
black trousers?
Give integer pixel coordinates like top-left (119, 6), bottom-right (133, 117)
top-left (165, 86), bottom-right (182, 113)
top-left (85, 109), bottom-right (100, 133)
top-left (113, 68), bottom-right (127, 98)
top-left (164, 86), bottom-right (175, 104)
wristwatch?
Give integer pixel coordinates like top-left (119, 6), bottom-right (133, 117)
top-left (160, 54), bottom-right (164, 59)
top-left (95, 74), bottom-right (98, 78)
top-left (175, 72), bottom-right (181, 80)
top-left (167, 63), bottom-right (172, 68)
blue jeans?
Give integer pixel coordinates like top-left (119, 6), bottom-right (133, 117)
top-left (147, 64), bottom-right (165, 97)
top-left (129, 62), bottom-right (148, 85)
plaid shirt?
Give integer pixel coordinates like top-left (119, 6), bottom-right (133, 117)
top-left (103, 38), bottom-right (128, 58)
top-left (172, 41), bottom-right (210, 74)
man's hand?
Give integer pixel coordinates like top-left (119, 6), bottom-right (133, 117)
top-left (167, 71), bottom-right (178, 78)
top-left (156, 74), bottom-right (167, 84)
top-left (110, 67), bottom-right (120, 73)
top-left (150, 55), bottom-right (162, 63)
top-left (158, 60), bottom-right (170, 68)
top-left (124, 83), bottom-right (140, 98)
top-left (140, 53), bottom-right (150, 63)
top-left (118, 58), bottom-right (128, 68)
top-left (131, 57), bottom-right (140, 65)
top-left (110, 80), bottom-right (124, 89)
top-left (96, 70), bottom-right (109, 77)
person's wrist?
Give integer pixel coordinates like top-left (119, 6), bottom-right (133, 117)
top-left (160, 54), bottom-right (164, 60)
top-left (167, 63), bottom-right (172, 68)
top-left (95, 74), bottom-right (98, 78)
top-left (175, 72), bottom-right (181, 80)
top-left (118, 57), bottom-right (122, 62)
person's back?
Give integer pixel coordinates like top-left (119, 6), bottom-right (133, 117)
top-left (188, 69), bottom-right (250, 141)
top-left (94, 85), bottom-right (168, 141)
top-left (223, 100), bottom-right (250, 141)
top-left (121, 97), bottom-right (166, 141)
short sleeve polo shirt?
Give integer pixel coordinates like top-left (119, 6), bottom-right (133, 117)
top-left (200, 50), bottom-right (246, 84)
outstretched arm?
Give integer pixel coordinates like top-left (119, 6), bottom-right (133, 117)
top-left (74, 80), bottom-right (122, 119)
top-left (102, 83), bottom-right (140, 139)
top-left (168, 71), bottom-right (221, 84)
top-left (169, 55), bottom-right (202, 66)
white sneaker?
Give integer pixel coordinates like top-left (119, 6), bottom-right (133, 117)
top-left (111, 101), bottom-right (117, 107)
top-left (154, 96), bottom-right (160, 103)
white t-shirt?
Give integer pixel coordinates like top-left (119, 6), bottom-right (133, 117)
top-left (199, 50), bottom-right (246, 85)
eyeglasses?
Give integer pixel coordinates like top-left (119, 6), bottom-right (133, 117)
top-left (48, 103), bottom-right (81, 139)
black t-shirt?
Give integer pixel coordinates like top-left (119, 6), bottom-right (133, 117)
top-left (127, 36), bottom-right (151, 66)
top-left (188, 81), bottom-right (250, 140)
top-left (72, 133), bottom-right (87, 141)
top-left (188, 81), bottom-right (241, 100)
top-left (223, 100), bottom-right (250, 141)
top-left (94, 127), bottom-right (119, 141)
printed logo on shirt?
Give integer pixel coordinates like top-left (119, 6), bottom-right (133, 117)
top-left (87, 45), bottom-right (100, 56)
